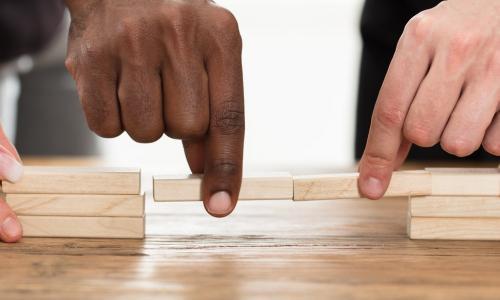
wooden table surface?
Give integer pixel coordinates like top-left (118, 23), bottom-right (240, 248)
top-left (1, 158), bottom-right (499, 300)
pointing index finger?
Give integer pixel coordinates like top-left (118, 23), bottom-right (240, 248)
top-left (202, 20), bottom-right (244, 217)
top-left (358, 21), bottom-right (431, 199)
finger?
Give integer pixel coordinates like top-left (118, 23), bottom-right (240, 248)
top-left (358, 12), bottom-right (432, 199)
top-left (118, 62), bottom-right (164, 143)
top-left (0, 198), bottom-right (22, 243)
top-left (0, 126), bottom-right (23, 242)
top-left (0, 144), bottom-right (23, 183)
top-left (0, 125), bottom-right (20, 161)
top-left (162, 57), bottom-right (209, 140)
top-left (441, 79), bottom-right (498, 157)
top-left (394, 138), bottom-right (412, 170)
top-left (0, 123), bottom-right (23, 182)
top-left (403, 50), bottom-right (465, 147)
top-left (202, 17), bottom-right (244, 217)
top-left (183, 139), bottom-right (206, 174)
top-left (483, 112), bottom-right (500, 156)
top-left (65, 51), bottom-right (123, 138)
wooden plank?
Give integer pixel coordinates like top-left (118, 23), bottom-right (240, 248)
top-left (2, 167), bottom-right (141, 195)
top-left (293, 171), bottom-right (431, 200)
top-left (427, 168), bottom-right (499, 196)
top-left (154, 173), bottom-right (293, 201)
top-left (409, 217), bottom-right (500, 241)
top-left (6, 194), bottom-right (145, 217)
top-left (410, 196), bottom-right (500, 218)
top-left (19, 216), bottom-right (144, 239)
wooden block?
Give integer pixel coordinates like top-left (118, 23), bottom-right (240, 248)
top-left (2, 167), bottom-right (141, 195)
top-left (410, 196), bottom-right (500, 218)
top-left (19, 216), bottom-right (144, 239)
top-left (6, 194), bottom-right (145, 217)
top-left (427, 168), bottom-right (500, 196)
top-left (408, 217), bottom-right (500, 241)
top-left (293, 171), bottom-right (431, 200)
top-left (154, 173), bottom-right (293, 201)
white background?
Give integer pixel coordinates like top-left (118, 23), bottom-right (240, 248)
top-left (100, 0), bottom-right (365, 173)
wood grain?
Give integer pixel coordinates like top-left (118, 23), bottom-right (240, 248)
top-left (409, 217), bottom-right (500, 240)
top-left (410, 196), bottom-right (500, 218)
top-left (2, 197), bottom-right (500, 300)
top-left (6, 194), bottom-right (145, 217)
top-left (19, 216), bottom-right (144, 239)
top-left (428, 168), bottom-right (500, 196)
top-left (2, 166), bottom-right (141, 195)
top-left (1, 159), bottom-right (499, 299)
top-left (293, 170), bottom-right (431, 200)
top-left (154, 173), bottom-right (293, 201)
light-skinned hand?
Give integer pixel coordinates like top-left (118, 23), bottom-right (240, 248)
top-left (359, 0), bottom-right (499, 199)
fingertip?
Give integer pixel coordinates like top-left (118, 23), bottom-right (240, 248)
top-left (358, 176), bottom-right (385, 200)
top-left (0, 216), bottom-right (23, 243)
top-left (358, 158), bottom-right (392, 200)
top-left (204, 191), bottom-right (235, 218)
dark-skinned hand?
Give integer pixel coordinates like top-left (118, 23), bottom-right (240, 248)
top-left (64, 0), bottom-right (244, 217)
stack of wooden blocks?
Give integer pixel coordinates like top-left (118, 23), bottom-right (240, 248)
top-left (408, 168), bottom-right (500, 241)
top-left (2, 167), bottom-right (144, 239)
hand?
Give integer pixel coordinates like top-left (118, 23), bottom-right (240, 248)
top-left (358, 0), bottom-right (499, 199)
top-left (0, 125), bottom-right (23, 242)
top-left (64, 0), bottom-right (244, 217)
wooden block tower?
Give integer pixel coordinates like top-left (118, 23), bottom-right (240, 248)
top-left (3, 167), bottom-right (144, 239)
top-left (408, 168), bottom-right (500, 240)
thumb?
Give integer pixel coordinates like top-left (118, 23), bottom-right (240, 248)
top-left (0, 198), bottom-right (22, 243)
top-left (0, 125), bottom-right (23, 243)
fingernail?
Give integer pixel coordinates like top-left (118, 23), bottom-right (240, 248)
top-left (1, 217), bottom-right (22, 240)
top-left (363, 176), bottom-right (384, 199)
top-left (207, 191), bottom-right (232, 216)
top-left (0, 153), bottom-right (23, 182)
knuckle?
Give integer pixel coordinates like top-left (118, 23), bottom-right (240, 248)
top-left (374, 106), bottom-right (405, 129)
top-left (404, 10), bottom-right (434, 43)
top-left (79, 42), bottom-right (107, 63)
top-left (116, 17), bottom-right (139, 37)
top-left (64, 56), bottom-right (77, 74)
top-left (208, 159), bottom-right (240, 177)
top-left (212, 101), bottom-right (245, 135)
top-left (403, 121), bottom-right (438, 147)
top-left (115, 18), bottom-right (145, 52)
top-left (362, 152), bottom-right (394, 169)
top-left (449, 32), bottom-right (478, 55)
top-left (159, 3), bottom-right (197, 40)
top-left (214, 8), bottom-right (239, 32)
top-left (161, 2), bottom-right (191, 23)
top-left (441, 137), bottom-right (477, 157)
top-left (165, 116), bottom-right (208, 139)
top-left (445, 32), bottom-right (479, 73)
top-left (211, 8), bottom-right (242, 48)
